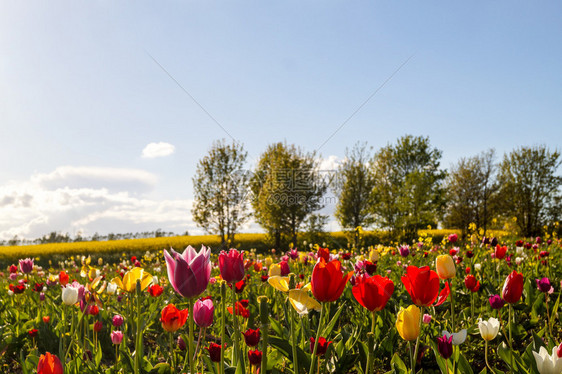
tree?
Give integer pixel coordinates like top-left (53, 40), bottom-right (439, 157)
top-left (497, 145), bottom-right (561, 237)
top-left (443, 149), bottom-right (500, 237)
top-left (371, 135), bottom-right (447, 240)
top-left (192, 140), bottom-right (250, 248)
top-left (251, 142), bottom-right (327, 248)
top-left (333, 142), bottom-right (376, 231)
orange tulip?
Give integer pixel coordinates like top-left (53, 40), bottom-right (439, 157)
top-left (311, 259), bottom-right (352, 303)
top-left (37, 352), bottom-right (64, 374)
top-left (160, 304), bottom-right (189, 332)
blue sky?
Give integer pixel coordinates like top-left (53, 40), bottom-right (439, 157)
top-left (1, 1), bottom-right (561, 239)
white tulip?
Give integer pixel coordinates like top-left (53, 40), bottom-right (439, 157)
top-left (106, 282), bottom-right (118, 295)
top-left (61, 286), bottom-right (79, 305)
top-left (152, 276), bottom-right (159, 285)
top-left (515, 257), bottom-right (523, 265)
top-left (474, 263), bottom-right (481, 271)
top-left (533, 346), bottom-right (562, 374)
top-left (442, 329), bottom-right (467, 345)
top-left (8, 290), bottom-right (14, 296)
top-left (478, 317), bottom-right (500, 341)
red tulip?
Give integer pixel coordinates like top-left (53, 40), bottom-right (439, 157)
top-left (160, 304), bottom-right (189, 332)
top-left (352, 274), bottom-right (394, 312)
top-left (401, 266), bottom-right (450, 307)
top-left (502, 270), bottom-right (524, 304)
top-left (494, 245), bottom-right (507, 260)
top-left (227, 300), bottom-right (250, 318)
top-left (248, 349), bottom-right (263, 366)
top-left (206, 343), bottom-right (224, 362)
top-left (59, 271), bottom-right (69, 286)
top-left (243, 328), bottom-right (260, 347)
top-left (317, 247), bottom-right (330, 262)
top-left (464, 275), bottom-right (479, 292)
top-left (218, 249), bottom-right (245, 283)
top-left (311, 259), bottom-right (352, 303)
top-left (37, 352), bottom-right (64, 374)
top-left (310, 337), bottom-right (332, 356)
top-left (148, 284), bottom-right (163, 297)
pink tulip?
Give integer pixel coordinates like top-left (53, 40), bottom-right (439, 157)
top-left (111, 330), bottom-right (123, 345)
top-left (164, 246), bottom-right (211, 299)
top-left (19, 258), bottom-right (34, 274)
top-left (218, 249), bottom-right (245, 283)
top-left (193, 298), bottom-right (214, 328)
top-left (112, 315), bottom-right (124, 327)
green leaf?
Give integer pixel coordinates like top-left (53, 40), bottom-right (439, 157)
top-left (149, 363), bottom-right (172, 374)
top-left (321, 302), bottom-right (345, 338)
top-left (390, 352), bottom-right (409, 374)
top-left (268, 336), bottom-right (311, 369)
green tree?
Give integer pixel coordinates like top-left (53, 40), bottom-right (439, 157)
top-left (443, 149), bottom-right (500, 237)
top-left (333, 142), bottom-right (376, 231)
top-left (497, 145), bottom-right (561, 237)
top-left (192, 140), bottom-right (250, 248)
top-left (371, 135), bottom-right (446, 240)
top-left (251, 142), bottom-right (327, 248)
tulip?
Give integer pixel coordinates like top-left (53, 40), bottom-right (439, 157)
top-left (478, 317), bottom-right (500, 341)
top-left (248, 349), bottom-right (263, 366)
top-left (243, 328), bottom-right (260, 347)
top-left (112, 315), bottom-right (124, 327)
top-left (193, 298), bottom-right (214, 328)
top-left (423, 314), bottom-right (432, 324)
top-left (279, 260), bottom-right (290, 276)
top-left (19, 258), bottom-right (34, 274)
top-left (311, 259), bottom-right (352, 303)
top-left (148, 284), bottom-right (163, 297)
top-left (494, 245), bottom-right (507, 259)
top-left (111, 267), bottom-right (153, 294)
top-left (43, 316), bottom-right (50, 324)
top-left (502, 270), bottom-right (524, 304)
top-left (206, 342), bottom-right (224, 362)
top-left (106, 282), bottom-right (118, 295)
top-left (435, 255), bottom-right (456, 280)
top-left (401, 266), bottom-right (450, 307)
top-left (399, 245), bottom-right (410, 257)
top-left (9, 264), bottom-right (17, 273)
top-left (441, 329), bottom-right (467, 345)
top-left (111, 330), bottom-right (123, 344)
top-left (160, 304), bottom-right (189, 332)
top-left (268, 276), bottom-right (290, 293)
top-left (59, 271), bottom-right (69, 286)
top-left (448, 233), bottom-right (458, 243)
top-left (488, 295), bottom-right (505, 309)
top-left (368, 248), bottom-right (380, 262)
top-left (93, 321), bottom-right (103, 332)
top-left (177, 336), bottom-right (187, 351)
top-left (218, 248), bottom-right (245, 283)
top-left (536, 277), bottom-right (553, 293)
top-left (37, 352), bottom-right (64, 374)
top-left (395, 305), bottom-right (421, 341)
top-left (288, 289), bottom-right (321, 315)
top-left (352, 274), bottom-right (394, 312)
top-left (533, 346), bottom-right (562, 374)
top-left (309, 337), bottom-right (332, 356)
top-left (164, 246), bottom-right (211, 298)
top-left (61, 286), bottom-right (79, 306)
top-left (437, 335), bottom-right (453, 359)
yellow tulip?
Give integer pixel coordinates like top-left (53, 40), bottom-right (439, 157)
top-left (268, 276), bottom-right (290, 293)
top-left (269, 263), bottom-right (282, 277)
top-left (369, 248), bottom-right (380, 262)
top-left (111, 267), bottom-right (152, 293)
top-left (396, 305), bottom-right (421, 341)
top-left (289, 289), bottom-right (321, 315)
top-left (264, 257), bottom-right (273, 267)
top-left (435, 254), bottom-right (456, 279)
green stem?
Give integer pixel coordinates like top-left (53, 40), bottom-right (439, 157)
top-left (508, 304), bottom-right (513, 370)
top-left (220, 282), bottom-right (226, 374)
top-left (308, 303), bottom-right (325, 374)
top-left (366, 311), bottom-right (376, 374)
top-left (189, 298), bottom-right (195, 374)
top-left (231, 285), bottom-right (246, 374)
top-left (485, 340), bottom-right (493, 372)
top-left (411, 307), bottom-right (424, 374)
top-left (545, 295), bottom-right (554, 342)
top-left (450, 281), bottom-right (455, 332)
top-left (169, 332), bottom-right (176, 370)
top-left (408, 341), bottom-right (414, 374)
top-left (259, 296), bottom-right (269, 374)
top-left (134, 280), bottom-right (143, 374)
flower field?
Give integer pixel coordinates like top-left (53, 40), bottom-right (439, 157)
top-left (1, 233), bottom-right (560, 374)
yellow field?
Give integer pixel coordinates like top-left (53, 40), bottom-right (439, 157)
top-left (0, 229), bottom-right (508, 261)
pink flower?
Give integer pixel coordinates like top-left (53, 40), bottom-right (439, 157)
top-left (218, 249), bottom-right (245, 283)
top-left (164, 246), bottom-right (211, 299)
top-left (279, 261), bottom-right (290, 276)
top-left (448, 233), bottom-right (458, 243)
top-left (112, 315), bottom-right (124, 327)
top-left (423, 314), bottom-right (432, 324)
top-left (111, 330), bottom-right (123, 345)
top-left (193, 298), bottom-right (214, 328)
top-left (19, 258), bottom-right (34, 274)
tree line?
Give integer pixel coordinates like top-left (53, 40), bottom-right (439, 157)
top-left (192, 136), bottom-right (562, 248)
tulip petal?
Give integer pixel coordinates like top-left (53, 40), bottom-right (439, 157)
top-left (435, 282), bottom-right (450, 306)
top-left (164, 249), bottom-right (178, 290)
top-left (268, 276), bottom-right (290, 293)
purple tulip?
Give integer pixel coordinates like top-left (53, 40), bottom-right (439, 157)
top-left (177, 336), bottom-right (187, 351)
top-left (193, 298), bottom-right (214, 328)
top-left (218, 249), bottom-right (245, 283)
top-left (19, 258), bottom-right (34, 274)
top-left (437, 335), bottom-right (453, 359)
top-left (39, 292), bottom-right (45, 301)
top-left (288, 248), bottom-right (299, 260)
top-left (164, 246), bottom-right (211, 299)
top-left (489, 294), bottom-right (505, 309)
top-left (279, 261), bottom-right (290, 276)
top-left (398, 245), bottom-right (410, 257)
top-left (536, 277), bottom-right (553, 293)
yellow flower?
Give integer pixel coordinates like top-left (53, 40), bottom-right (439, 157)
top-left (435, 255), bottom-right (456, 280)
top-left (111, 267), bottom-right (152, 293)
top-left (269, 263), bottom-right (282, 277)
top-left (264, 257), bottom-right (273, 267)
top-left (368, 248), bottom-right (379, 262)
top-left (396, 305), bottom-right (421, 341)
top-left (268, 276), bottom-right (290, 293)
top-left (289, 289), bottom-right (321, 315)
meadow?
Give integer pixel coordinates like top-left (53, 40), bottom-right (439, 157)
top-left (0, 229), bottom-right (559, 374)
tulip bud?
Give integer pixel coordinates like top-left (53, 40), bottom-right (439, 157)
top-left (193, 298), bottom-right (214, 328)
top-left (478, 317), bottom-right (500, 341)
top-left (93, 321), bottom-right (103, 332)
top-left (177, 336), bottom-right (186, 351)
top-left (437, 335), bottom-right (453, 359)
top-left (423, 314), bottom-right (432, 324)
top-left (396, 305), bottom-right (421, 341)
top-left (111, 330), bottom-right (123, 345)
top-left (61, 286), bottom-right (79, 306)
top-left (112, 314), bottom-right (124, 327)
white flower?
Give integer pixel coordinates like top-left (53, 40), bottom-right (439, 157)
top-left (533, 346), bottom-right (562, 374)
top-left (106, 282), bottom-right (118, 295)
top-left (515, 257), bottom-right (523, 265)
top-left (152, 276), bottom-right (159, 285)
top-left (7, 290), bottom-right (14, 296)
top-left (474, 263), bottom-right (481, 271)
top-left (478, 317), bottom-right (500, 341)
top-left (61, 286), bottom-right (79, 305)
top-left (442, 329), bottom-right (467, 345)
top-left (516, 247), bottom-right (524, 255)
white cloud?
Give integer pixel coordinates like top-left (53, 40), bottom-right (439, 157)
top-left (0, 167), bottom-right (194, 240)
top-left (142, 142), bottom-right (175, 159)
top-left (318, 155), bottom-right (340, 170)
